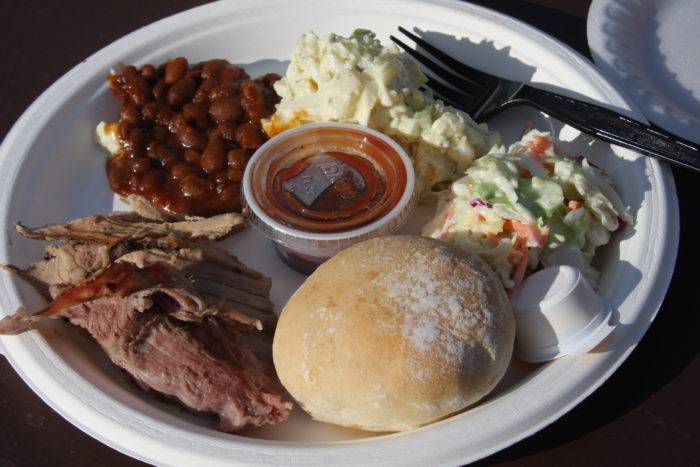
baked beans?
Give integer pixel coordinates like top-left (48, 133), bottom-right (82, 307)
top-left (106, 58), bottom-right (280, 217)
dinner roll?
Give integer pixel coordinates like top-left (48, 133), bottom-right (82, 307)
top-left (273, 236), bottom-right (515, 432)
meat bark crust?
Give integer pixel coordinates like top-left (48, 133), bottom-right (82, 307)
top-left (16, 211), bottom-right (245, 243)
top-left (8, 212), bottom-right (273, 316)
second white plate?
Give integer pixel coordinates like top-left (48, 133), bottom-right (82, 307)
top-left (588, 0), bottom-right (700, 143)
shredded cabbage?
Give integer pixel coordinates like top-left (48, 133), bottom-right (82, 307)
top-left (422, 129), bottom-right (632, 291)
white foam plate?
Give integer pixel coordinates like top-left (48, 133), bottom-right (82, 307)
top-left (0, 1), bottom-right (679, 465)
top-left (587, 0), bottom-right (700, 143)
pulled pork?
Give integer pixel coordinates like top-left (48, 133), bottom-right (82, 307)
top-left (0, 212), bottom-right (291, 431)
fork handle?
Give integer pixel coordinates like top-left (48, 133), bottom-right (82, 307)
top-left (514, 85), bottom-right (700, 172)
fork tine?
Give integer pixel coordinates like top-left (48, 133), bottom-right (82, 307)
top-left (424, 77), bottom-right (474, 113)
top-left (390, 35), bottom-right (480, 96)
top-left (397, 26), bottom-right (493, 85)
top-left (421, 86), bottom-right (469, 114)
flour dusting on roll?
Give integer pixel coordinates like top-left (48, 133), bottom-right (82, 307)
top-left (273, 235), bottom-right (515, 432)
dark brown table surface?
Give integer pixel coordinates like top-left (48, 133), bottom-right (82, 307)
top-left (0, 1), bottom-right (698, 466)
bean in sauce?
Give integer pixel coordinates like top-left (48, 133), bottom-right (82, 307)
top-left (106, 58), bottom-right (280, 217)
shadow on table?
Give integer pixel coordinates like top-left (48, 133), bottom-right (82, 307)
top-left (400, 26), bottom-right (699, 464)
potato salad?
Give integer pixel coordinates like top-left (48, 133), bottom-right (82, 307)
top-left (263, 29), bottom-right (500, 200)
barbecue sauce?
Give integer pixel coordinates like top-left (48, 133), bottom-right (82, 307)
top-left (271, 151), bottom-right (385, 224)
top-left (253, 127), bottom-right (408, 234)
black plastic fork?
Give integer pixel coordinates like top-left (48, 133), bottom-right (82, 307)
top-left (391, 26), bottom-right (700, 172)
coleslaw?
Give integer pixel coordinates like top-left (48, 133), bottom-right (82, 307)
top-left (422, 129), bottom-right (633, 291)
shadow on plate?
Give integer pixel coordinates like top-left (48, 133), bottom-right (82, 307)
top-left (414, 26), bottom-right (643, 119)
top-left (238, 58), bottom-right (290, 77)
top-left (602, 3), bottom-right (700, 140)
top-left (647, 11), bottom-right (700, 122)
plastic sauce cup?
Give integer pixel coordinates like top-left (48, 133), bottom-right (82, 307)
top-left (242, 122), bottom-right (417, 274)
top-left (511, 265), bottom-right (616, 362)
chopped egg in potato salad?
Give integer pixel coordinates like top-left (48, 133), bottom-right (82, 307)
top-left (263, 29), bottom-right (500, 201)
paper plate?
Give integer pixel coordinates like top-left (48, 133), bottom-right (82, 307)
top-left (0, 0), bottom-right (679, 465)
top-left (587, 0), bottom-right (700, 143)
